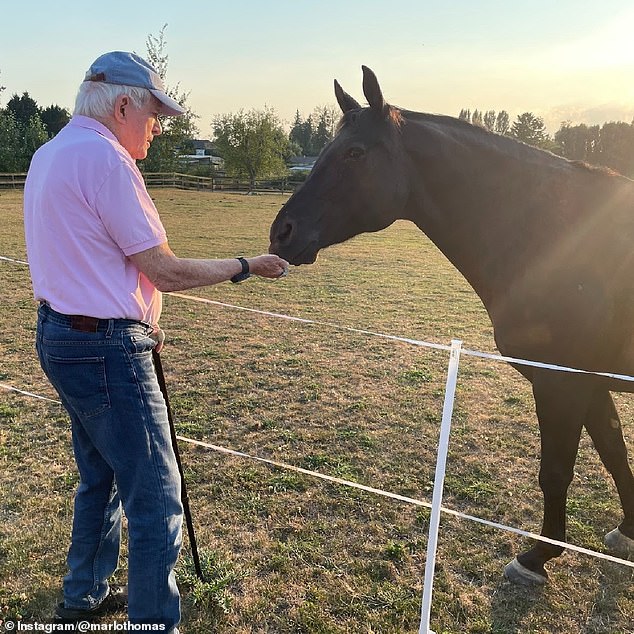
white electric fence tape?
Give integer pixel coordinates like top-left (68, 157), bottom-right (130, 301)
top-left (0, 382), bottom-right (61, 403)
top-left (1, 379), bottom-right (633, 571)
top-left (4, 257), bottom-right (634, 382)
top-left (0, 255), bottom-right (29, 265)
top-left (3, 256), bottom-right (634, 575)
top-left (170, 292), bottom-right (634, 383)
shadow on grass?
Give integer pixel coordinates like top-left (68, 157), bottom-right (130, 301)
top-left (489, 577), bottom-right (546, 634)
top-left (581, 559), bottom-right (634, 633)
top-left (489, 558), bottom-right (634, 634)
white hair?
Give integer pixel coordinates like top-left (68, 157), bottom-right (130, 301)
top-left (73, 81), bottom-right (152, 119)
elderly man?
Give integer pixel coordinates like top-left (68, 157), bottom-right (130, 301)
top-left (24, 51), bottom-right (288, 632)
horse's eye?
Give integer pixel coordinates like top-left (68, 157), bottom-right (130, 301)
top-left (346, 146), bottom-right (365, 160)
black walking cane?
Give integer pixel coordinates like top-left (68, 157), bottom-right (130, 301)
top-left (152, 349), bottom-right (205, 582)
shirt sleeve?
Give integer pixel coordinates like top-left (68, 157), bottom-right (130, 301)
top-left (94, 162), bottom-right (168, 256)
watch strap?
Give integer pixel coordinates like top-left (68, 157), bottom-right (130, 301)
top-left (230, 257), bottom-right (251, 283)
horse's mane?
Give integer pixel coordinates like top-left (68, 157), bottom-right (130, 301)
top-left (333, 105), bottom-right (625, 181)
top-left (398, 108), bottom-right (623, 179)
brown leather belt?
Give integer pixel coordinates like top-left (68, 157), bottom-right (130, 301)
top-left (70, 315), bottom-right (102, 332)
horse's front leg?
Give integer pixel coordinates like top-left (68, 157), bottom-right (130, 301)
top-left (504, 370), bottom-right (590, 585)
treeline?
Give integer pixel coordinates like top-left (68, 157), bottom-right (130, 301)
top-left (555, 121), bottom-right (634, 177)
top-left (0, 90), bottom-right (71, 172)
top-left (0, 27), bottom-right (198, 176)
top-left (459, 107), bottom-right (634, 178)
top-left (0, 86), bottom-right (198, 175)
top-left (3, 87), bottom-right (634, 180)
top-left (288, 106), bottom-right (338, 156)
top-left (3, 37), bottom-right (633, 183)
top-left (0, 85), bottom-right (335, 183)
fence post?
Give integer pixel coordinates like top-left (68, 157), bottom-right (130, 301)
top-left (419, 339), bottom-right (462, 634)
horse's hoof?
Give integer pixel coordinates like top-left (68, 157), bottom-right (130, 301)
top-left (604, 528), bottom-right (634, 558)
top-left (504, 557), bottom-right (548, 586)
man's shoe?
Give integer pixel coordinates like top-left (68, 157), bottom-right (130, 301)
top-left (54, 584), bottom-right (128, 622)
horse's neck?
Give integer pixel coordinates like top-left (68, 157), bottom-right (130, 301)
top-left (401, 119), bottom-right (572, 305)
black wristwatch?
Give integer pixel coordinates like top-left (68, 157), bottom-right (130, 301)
top-left (230, 257), bottom-right (251, 283)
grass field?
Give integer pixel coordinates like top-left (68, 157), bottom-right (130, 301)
top-left (1, 188), bottom-right (633, 633)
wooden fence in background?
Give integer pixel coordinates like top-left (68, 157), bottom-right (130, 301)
top-left (0, 173), bottom-right (27, 189)
top-left (0, 172), bottom-right (301, 193)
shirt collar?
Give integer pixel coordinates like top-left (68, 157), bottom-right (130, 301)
top-left (69, 115), bottom-right (119, 144)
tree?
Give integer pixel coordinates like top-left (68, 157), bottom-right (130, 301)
top-left (594, 121), bottom-right (634, 176)
top-left (311, 105), bottom-right (338, 152)
top-left (142, 110), bottom-right (197, 173)
top-left (509, 112), bottom-right (550, 148)
top-left (145, 25), bottom-right (170, 82)
top-left (0, 110), bottom-right (23, 171)
top-left (213, 107), bottom-right (291, 191)
top-left (554, 122), bottom-right (599, 162)
top-left (40, 104), bottom-right (71, 137)
top-left (495, 111), bottom-right (510, 136)
top-left (289, 105), bottom-right (338, 156)
top-left (289, 110), bottom-right (313, 155)
top-left (552, 120), bottom-right (634, 177)
top-left (458, 108), bottom-right (510, 136)
top-left (139, 24), bottom-right (198, 172)
top-left (22, 115), bottom-right (48, 160)
top-left (6, 92), bottom-right (39, 129)
top-left (1, 91), bottom-right (48, 170)
top-left (0, 110), bottom-right (47, 171)
top-left (483, 110), bottom-right (496, 131)
top-left (458, 108), bottom-right (471, 122)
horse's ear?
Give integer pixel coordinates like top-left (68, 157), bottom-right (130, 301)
top-left (334, 79), bottom-right (361, 113)
top-left (362, 65), bottom-right (388, 116)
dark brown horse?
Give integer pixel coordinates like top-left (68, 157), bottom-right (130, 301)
top-left (269, 66), bottom-right (634, 584)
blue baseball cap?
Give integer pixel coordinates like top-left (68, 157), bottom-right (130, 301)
top-left (84, 51), bottom-right (186, 117)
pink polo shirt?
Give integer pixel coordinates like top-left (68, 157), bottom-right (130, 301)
top-left (24, 115), bottom-right (166, 324)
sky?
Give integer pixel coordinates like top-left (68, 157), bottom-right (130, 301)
top-left (1, 0), bottom-right (634, 136)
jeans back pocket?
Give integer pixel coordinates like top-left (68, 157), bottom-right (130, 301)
top-left (45, 354), bottom-right (111, 419)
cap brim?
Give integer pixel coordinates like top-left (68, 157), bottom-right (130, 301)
top-left (150, 89), bottom-right (187, 116)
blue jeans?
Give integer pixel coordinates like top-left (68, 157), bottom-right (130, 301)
top-left (36, 304), bottom-right (182, 632)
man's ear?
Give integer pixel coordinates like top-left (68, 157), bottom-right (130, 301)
top-left (114, 95), bottom-right (130, 123)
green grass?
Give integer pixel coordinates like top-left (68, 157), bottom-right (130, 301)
top-left (1, 188), bottom-right (634, 632)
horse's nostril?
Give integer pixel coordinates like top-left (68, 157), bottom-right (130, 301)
top-left (278, 220), bottom-right (294, 245)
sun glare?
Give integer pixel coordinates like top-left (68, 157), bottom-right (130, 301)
top-left (593, 12), bottom-right (634, 66)
top-left (556, 9), bottom-right (634, 69)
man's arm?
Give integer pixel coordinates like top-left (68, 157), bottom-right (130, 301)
top-left (128, 242), bottom-right (288, 292)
